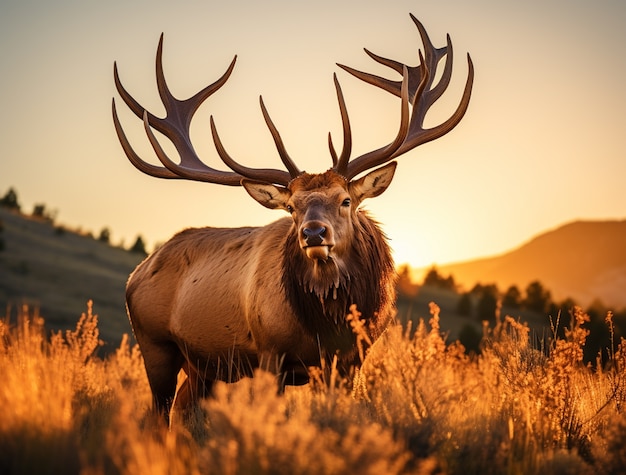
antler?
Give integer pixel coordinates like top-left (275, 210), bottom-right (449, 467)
top-left (330, 14), bottom-right (474, 180)
top-left (114, 16), bottom-right (473, 187)
top-left (112, 34), bottom-right (298, 186)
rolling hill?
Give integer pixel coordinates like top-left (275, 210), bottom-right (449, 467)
top-left (0, 207), bottom-right (144, 350)
top-left (427, 220), bottom-right (626, 309)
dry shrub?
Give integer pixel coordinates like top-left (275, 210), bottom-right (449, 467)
top-left (0, 304), bottom-right (99, 474)
top-left (355, 304), bottom-right (622, 474)
top-left (0, 302), bottom-right (151, 475)
top-left (475, 307), bottom-right (617, 474)
top-left (195, 371), bottom-right (410, 475)
top-left (1, 301), bottom-right (625, 474)
top-left (358, 303), bottom-right (498, 473)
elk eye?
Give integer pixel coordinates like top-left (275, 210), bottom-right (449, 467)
top-left (341, 198), bottom-right (351, 207)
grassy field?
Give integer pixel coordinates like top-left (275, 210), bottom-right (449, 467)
top-left (1, 301), bottom-right (625, 474)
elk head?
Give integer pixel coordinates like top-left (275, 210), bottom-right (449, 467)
top-left (112, 14), bottom-right (474, 263)
top-left (242, 164), bottom-right (395, 263)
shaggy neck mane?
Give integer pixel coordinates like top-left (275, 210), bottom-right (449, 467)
top-left (281, 211), bottom-right (395, 355)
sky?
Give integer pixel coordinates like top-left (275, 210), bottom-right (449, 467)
top-left (1, 0), bottom-right (625, 268)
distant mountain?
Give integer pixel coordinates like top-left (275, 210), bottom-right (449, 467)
top-left (427, 220), bottom-right (626, 309)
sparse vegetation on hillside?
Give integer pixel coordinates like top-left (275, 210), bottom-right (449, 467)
top-left (1, 302), bottom-right (626, 474)
top-left (0, 187), bottom-right (21, 211)
top-left (401, 267), bottom-right (626, 365)
top-left (129, 235), bottom-right (147, 255)
top-left (0, 186), bottom-right (150, 253)
top-left (0, 204), bottom-right (144, 348)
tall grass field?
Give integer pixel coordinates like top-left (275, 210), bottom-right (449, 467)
top-left (1, 301), bottom-right (625, 474)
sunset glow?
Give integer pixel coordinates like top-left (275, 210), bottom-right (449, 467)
top-left (1, 0), bottom-right (625, 267)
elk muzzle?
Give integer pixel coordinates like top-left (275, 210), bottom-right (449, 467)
top-left (300, 221), bottom-right (334, 260)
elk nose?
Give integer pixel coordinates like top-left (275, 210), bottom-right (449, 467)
top-left (302, 226), bottom-right (326, 247)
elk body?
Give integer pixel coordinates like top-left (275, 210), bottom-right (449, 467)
top-left (113, 14), bottom-right (473, 423)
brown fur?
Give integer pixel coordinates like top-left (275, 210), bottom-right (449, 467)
top-left (125, 166), bottom-right (397, 423)
top-left (282, 211), bottom-right (395, 373)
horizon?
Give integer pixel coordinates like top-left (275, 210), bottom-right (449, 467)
top-left (1, 1), bottom-right (625, 268)
top-left (4, 188), bottom-right (623, 274)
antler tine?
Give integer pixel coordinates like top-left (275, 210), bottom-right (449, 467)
top-left (142, 111), bottom-right (240, 184)
top-left (412, 17), bottom-right (454, 109)
top-left (335, 15), bottom-right (474, 180)
top-left (343, 65), bottom-right (412, 180)
top-left (346, 16), bottom-right (448, 104)
top-left (205, 97), bottom-right (298, 186)
top-left (209, 116), bottom-right (292, 186)
top-left (331, 73), bottom-right (352, 177)
top-left (114, 62), bottom-right (155, 124)
top-left (114, 35), bottom-right (296, 187)
top-left (259, 97), bottom-right (302, 179)
top-left (112, 98), bottom-right (179, 179)
top-left (328, 133), bottom-right (339, 167)
top-left (398, 54), bottom-right (473, 156)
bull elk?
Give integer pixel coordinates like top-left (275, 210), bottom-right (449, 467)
top-left (112, 14), bottom-right (473, 424)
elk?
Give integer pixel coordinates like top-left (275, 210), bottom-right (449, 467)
top-left (112, 14), bottom-right (473, 424)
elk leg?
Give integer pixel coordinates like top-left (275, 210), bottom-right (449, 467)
top-left (138, 338), bottom-right (184, 424)
top-left (258, 352), bottom-right (309, 392)
top-left (171, 365), bottom-right (214, 422)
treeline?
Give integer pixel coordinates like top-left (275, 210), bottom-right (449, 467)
top-left (399, 265), bottom-right (626, 363)
top-left (0, 187), bottom-right (148, 255)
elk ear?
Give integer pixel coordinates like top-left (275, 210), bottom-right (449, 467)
top-left (349, 162), bottom-right (397, 203)
top-left (242, 179), bottom-right (291, 210)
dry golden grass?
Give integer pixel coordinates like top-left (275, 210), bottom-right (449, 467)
top-left (1, 301), bottom-right (625, 474)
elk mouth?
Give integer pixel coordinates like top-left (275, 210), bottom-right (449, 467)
top-left (304, 245), bottom-right (331, 261)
